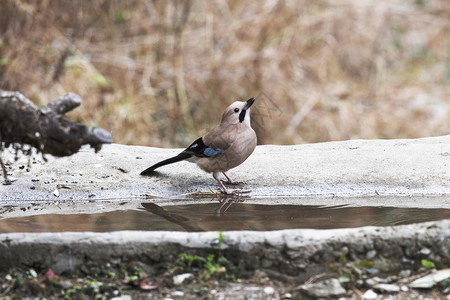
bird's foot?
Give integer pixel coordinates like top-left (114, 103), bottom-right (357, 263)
top-left (216, 173), bottom-right (248, 195)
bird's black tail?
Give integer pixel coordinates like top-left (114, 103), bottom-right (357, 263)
top-left (140, 152), bottom-right (192, 175)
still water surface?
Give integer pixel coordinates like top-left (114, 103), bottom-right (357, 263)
top-left (0, 201), bottom-right (449, 232)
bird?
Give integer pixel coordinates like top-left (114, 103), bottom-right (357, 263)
top-left (141, 97), bottom-right (257, 194)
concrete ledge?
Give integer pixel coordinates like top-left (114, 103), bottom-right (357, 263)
top-left (0, 220), bottom-right (448, 278)
top-left (1, 135), bottom-right (449, 205)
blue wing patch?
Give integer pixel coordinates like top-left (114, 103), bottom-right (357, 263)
top-left (203, 147), bottom-right (225, 157)
top-left (184, 137), bottom-right (224, 158)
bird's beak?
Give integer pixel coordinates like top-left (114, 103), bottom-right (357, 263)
top-left (243, 97), bottom-right (255, 110)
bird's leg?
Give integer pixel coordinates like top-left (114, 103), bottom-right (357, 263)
top-left (215, 197), bottom-right (232, 215)
top-left (221, 172), bottom-right (243, 185)
top-left (213, 172), bottom-right (233, 194)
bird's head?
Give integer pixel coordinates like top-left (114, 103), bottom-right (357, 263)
top-left (220, 97), bottom-right (255, 126)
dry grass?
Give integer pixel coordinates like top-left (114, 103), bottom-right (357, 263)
top-left (0, 0), bottom-right (448, 146)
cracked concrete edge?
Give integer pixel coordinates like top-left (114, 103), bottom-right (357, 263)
top-left (0, 220), bottom-right (448, 278)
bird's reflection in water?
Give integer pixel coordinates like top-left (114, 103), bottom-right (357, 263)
top-left (141, 202), bottom-right (204, 231)
top-left (2, 201), bottom-right (449, 233)
top-left (215, 196), bottom-right (248, 215)
top-left (141, 195), bottom-right (249, 231)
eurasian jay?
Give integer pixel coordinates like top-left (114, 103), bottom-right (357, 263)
top-left (141, 97), bottom-right (257, 194)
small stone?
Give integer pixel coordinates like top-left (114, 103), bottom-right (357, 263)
top-left (365, 279), bottom-right (376, 287)
top-left (264, 286), bottom-right (275, 295)
top-left (374, 283), bottom-right (400, 293)
top-left (110, 296), bottom-right (132, 300)
top-left (372, 276), bottom-right (386, 283)
top-left (361, 289), bottom-right (378, 299)
top-left (401, 257), bottom-right (412, 264)
top-left (420, 247), bottom-right (431, 255)
top-left (301, 278), bottom-right (346, 298)
top-left (366, 268), bottom-right (379, 275)
top-left (58, 280), bottom-right (72, 289)
top-left (366, 250), bottom-right (377, 260)
top-left (282, 292), bottom-right (292, 299)
top-left (399, 270), bottom-right (411, 278)
top-left (410, 269), bottom-right (450, 288)
top-left (385, 275), bottom-right (398, 283)
top-left (171, 291), bottom-right (184, 297)
top-left (5, 274), bottom-right (12, 281)
top-left (400, 285), bottom-right (408, 292)
top-left (53, 189), bottom-right (60, 197)
top-left (173, 273), bottom-right (192, 285)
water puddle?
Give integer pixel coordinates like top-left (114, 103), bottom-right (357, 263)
top-left (0, 200), bottom-right (449, 232)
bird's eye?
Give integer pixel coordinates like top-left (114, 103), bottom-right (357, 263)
top-left (234, 108), bottom-right (240, 113)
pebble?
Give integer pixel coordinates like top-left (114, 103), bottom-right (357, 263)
top-left (365, 278), bottom-right (376, 287)
top-left (301, 278), bottom-right (346, 298)
top-left (171, 291), bottom-right (184, 297)
top-left (366, 250), bottom-right (377, 260)
top-left (410, 269), bottom-right (450, 288)
top-left (366, 268), bottom-right (379, 275)
top-left (399, 270), bottom-right (412, 278)
top-left (420, 247), bottom-right (431, 255)
top-left (110, 296), bottom-right (132, 300)
top-left (361, 289), bottom-right (378, 299)
top-left (173, 273), bottom-right (192, 285)
top-left (263, 286), bottom-right (275, 295)
top-left (58, 280), bottom-right (72, 289)
top-left (374, 283), bottom-right (400, 293)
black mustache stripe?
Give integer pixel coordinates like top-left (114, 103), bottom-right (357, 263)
top-left (239, 109), bottom-right (246, 122)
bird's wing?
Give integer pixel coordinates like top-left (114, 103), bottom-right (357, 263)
top-left (202, 123), bottom-right (235, 151)
top-left (183, 136), bottom-right (225, 158)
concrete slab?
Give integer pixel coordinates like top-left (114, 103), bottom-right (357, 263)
top-left (1, 135), bottom-right (449, 205)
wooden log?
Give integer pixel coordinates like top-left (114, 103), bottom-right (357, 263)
top-left (0, 90), bottom-right (113, 183)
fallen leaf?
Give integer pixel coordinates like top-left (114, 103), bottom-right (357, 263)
top-left (46, 269), bottom-right (56, 279)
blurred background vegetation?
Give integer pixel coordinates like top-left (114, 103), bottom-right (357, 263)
top-left (0, 0), bottom-right (448, 147)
